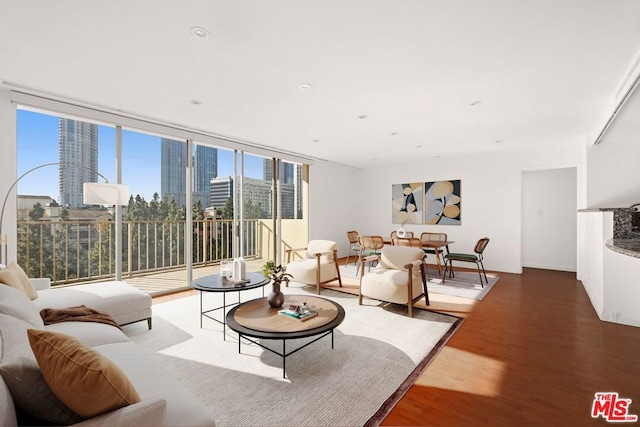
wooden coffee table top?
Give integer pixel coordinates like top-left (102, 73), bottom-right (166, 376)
top-left (226, 295), bottom-right (345, 339)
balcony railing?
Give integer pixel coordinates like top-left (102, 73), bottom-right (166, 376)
top-left (17, 219), bottom-right (261, 285)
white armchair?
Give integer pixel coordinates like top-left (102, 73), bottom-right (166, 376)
top-left (358, 245), bottom-right (429, 317)
top-left (285, 240), bottom-right (342, 294)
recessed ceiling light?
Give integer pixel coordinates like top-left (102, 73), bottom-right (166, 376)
top-left (391, 132), bottom-right (398, 136)
top-left (494, 139), bottom-right (503, 143)
top-left (358, 115), bottom-right (368, 119)
top-left (190, 99), bottom-right (202, 105)
top-left (298, 83), bottom-right (312, 90)
top-left (416, 145), bottom-right (423, 148)
top-left (469, 100), bottom-right (482, 106)
top-left (312, 139), bottom-right (320, 143)
top-left (190, 26), bottom-right (209, 39)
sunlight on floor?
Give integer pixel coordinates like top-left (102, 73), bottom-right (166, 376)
top-left (415, 346), bottom-right (505, 397)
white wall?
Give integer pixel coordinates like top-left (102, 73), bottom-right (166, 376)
top-left (0, 89), bottom-right (17, 263)
top-left (522, 168), bottom-right (577, 271)
top-left (308, 160), bottom-right (361, 257)
top-left (354, 144), bottom-right (582, 274)
top-left (586, 86), bottom-right (640, 208)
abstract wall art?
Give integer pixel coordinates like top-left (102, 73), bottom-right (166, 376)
top-left (392, 182), bottom-right (423, 224)
top-left (424, 180), bottom-right (461, 225)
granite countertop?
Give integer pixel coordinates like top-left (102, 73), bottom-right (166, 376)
top-left (578, 207), bottom-right (635, 213)
top-left (606, 237), bottom-right (640, 259)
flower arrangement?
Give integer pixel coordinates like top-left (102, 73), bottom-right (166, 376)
top-left (262, 260), bottom-right (293, 285)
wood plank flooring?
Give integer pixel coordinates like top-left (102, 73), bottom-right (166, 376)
top-left (381, 267), bottom-right (640, 426)
top-left (153, 264), bottom-right (640, 426)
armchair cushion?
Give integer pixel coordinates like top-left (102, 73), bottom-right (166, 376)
top-left (304, 240), bottom-right (338, 261)
top-left (286, 259), bottom-right (338, 284)
top-left (378, 246), bottom-right (425, 271)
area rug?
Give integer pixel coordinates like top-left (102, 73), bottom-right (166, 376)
top-left (339, 264), bottom-right (499, 301)
top-left (125, 283), bottom-right (461, 427)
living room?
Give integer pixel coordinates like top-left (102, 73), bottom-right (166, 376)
top-left (1, 1), bottom-right (640, 426)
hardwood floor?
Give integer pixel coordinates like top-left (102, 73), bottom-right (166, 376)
top-left (382, 267), bottom-right (640, 427)
top-left (152, 265), bottom-right (640, 426)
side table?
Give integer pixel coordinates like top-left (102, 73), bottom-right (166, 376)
top-left (191, 271), bottom-right (269, 339)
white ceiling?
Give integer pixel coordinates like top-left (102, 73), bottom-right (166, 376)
top-left (1, 0), bottom-right (640, 169)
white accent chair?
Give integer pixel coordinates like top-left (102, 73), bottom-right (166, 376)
top-left (358, 245), bottom-right (429, 317)
top-left (285, 240), bottom-right (342, 294)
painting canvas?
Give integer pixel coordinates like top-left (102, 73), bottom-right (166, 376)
top-left (424, 180), bottom-right (461, 225)
top-left (392, 182), bottom-right (423, 224)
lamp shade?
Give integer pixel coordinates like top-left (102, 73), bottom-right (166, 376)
top-left (83, 183), bottom-right (130, 205)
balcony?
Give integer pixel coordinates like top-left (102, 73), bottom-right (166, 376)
top-left (17, 218), bottom-right (273, 295)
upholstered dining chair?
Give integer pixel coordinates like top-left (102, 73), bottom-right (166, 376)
top-left (443, 237), bottom-right (490, 287)
top-left (345, 230), bottom-right (361, 265)
top-left (285, 240), bottom-right (342, 294)
top-left (358, 245), bottom-right (429, 317)
top-left (356, 235), bottom-right (385, 275)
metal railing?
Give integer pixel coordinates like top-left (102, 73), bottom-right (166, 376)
top-left (16, 219), bottom-right (261, 285)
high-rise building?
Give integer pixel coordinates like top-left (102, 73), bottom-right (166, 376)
top-left (58, 118), bottom-right (98, 208)
top-left (210, 175), bottom-right (296, 218)
top-left (263, 159), bottom-right (294, 184)
top-left (194, 145), bottom-right (217, 207)
top-left (160, 139), bottom-right (187, 206)
top-left (161, 140), bottom-right (217, 207)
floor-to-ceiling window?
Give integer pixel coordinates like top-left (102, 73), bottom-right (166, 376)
top-left (15, 109), bottom-right (116, 282)
top-left (13, 100), bottom-right (309, 294)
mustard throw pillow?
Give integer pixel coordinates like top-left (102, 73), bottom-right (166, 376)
top-left (27, 329), bottom-right (141, 418)
top-left (0, 262), bottom-right (38, 300)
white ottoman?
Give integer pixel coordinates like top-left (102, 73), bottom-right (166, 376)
top-left (31, 280), bottom-right (153, 329)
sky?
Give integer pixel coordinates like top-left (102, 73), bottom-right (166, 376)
top-left (16, 109), bottom-right (265, 202)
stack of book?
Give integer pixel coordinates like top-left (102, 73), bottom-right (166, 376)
top-left (278, 308), bottom-right (318, 321)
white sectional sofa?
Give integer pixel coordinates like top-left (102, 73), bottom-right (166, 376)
top-left (0, 282), bottom-right (215, 426)
top-left (30, 278), bottom-right (153, 329)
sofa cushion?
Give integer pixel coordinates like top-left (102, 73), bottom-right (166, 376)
top-left (27, 329), bottom-right (141, 419)
top-left (33, 281), bottom-right (152, 326)
top-left (0, 262), bottom-right (38, 300)
top-left (0, 284), bottom-right (45, 328)
top-left (0, 314), bottom-right (81, 425)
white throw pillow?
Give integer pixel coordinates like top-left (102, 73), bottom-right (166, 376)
top-left (0, 284), bottom-right (44, 328)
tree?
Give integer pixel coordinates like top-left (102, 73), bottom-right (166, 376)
top-left (29, 203), bottom-right (44, 221)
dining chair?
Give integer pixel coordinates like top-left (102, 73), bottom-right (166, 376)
top-left (345, 231), bottom-right (361, 265)
top-left (420, 232), bottom-right (449, 274)
top-left (390, 230), bottom-right (414, 240)
top-left (443, 237), bottom-right (490, 287)
top-left (392, 237), bottom-right (423, 248)
top-left (357, 235), bottom-right (384, 275)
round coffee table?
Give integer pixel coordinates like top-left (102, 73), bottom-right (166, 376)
top-left (226, 295), bottom-right (345, 378)
top-left (192, 271), bottom-right (269, 339)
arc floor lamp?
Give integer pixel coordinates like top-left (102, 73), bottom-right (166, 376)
top-left (0, 162), bottom-right (129, 266)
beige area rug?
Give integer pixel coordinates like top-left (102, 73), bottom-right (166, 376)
top-left (124, 283), bottom-right (461, 427)
top-left (339, 264), bottom-right (499, 301)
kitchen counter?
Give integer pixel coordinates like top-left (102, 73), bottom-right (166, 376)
top-left (606, 237), bottom-right (640, 259)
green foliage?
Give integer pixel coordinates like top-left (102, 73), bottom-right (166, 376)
top-left (28, 203), bottom-right (44, 221)
top-left (262, 260), bottom-right (293, 284)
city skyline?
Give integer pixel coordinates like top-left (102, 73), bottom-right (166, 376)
top-left (16, 109), bottom-right (266, 204)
